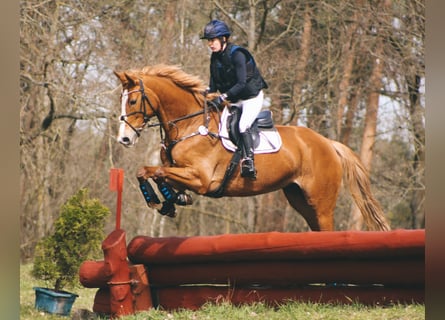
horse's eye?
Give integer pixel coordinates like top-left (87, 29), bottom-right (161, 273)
top-left (129, 99), bottom-right (137, 106)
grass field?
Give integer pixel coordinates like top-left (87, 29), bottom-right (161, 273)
top-left (20, 263), bottom-right (424, 319)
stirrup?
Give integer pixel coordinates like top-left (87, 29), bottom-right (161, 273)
top-left (241, 158), bottom-right (257, 179)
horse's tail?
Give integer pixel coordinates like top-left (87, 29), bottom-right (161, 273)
top-left (332, 141), bottom-right (390, 231)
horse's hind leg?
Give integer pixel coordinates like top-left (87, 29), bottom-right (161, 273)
top-left (282, 183), bottom-right (334, 231)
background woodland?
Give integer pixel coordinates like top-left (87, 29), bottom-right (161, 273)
top-left (20, 0), bottom-right (424, 261)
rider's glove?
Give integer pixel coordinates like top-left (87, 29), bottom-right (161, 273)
top-left (211, 93), bottom-right (227, 106)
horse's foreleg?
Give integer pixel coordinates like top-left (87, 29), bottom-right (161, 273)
top-left (151, 176), bottom-right (191, 203)
top-left (138, 165), bottom-right (210, 195)
top-left (137, 176), bottom-right (160, 205)
top-left (137, 166), bottom-right (203, 217)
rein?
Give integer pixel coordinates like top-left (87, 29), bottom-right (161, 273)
top-left (162, 97), bottom-right (220, 164)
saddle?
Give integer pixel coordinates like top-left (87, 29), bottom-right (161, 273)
top-left (219, 106), bottom-right (282, 154)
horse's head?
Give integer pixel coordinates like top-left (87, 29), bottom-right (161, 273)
top-left (114, 71), bottom-right (157, 147)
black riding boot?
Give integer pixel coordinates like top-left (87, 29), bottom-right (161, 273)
top-left (240, 131), bottom-right (257, 179)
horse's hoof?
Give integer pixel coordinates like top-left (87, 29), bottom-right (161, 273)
top-left (166, 211), bottom-right (176, 218)
top-left (159, 201), bottom-right (176, 217)
top-left (176, 193), bottom-right (193, 205)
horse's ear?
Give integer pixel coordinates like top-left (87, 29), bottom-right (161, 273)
top-left (124, 73), bottom-right (137, 87)
top-left (114, 71), bottom-right (126, 85)
top-left (113, 71), bottom-right (136, 87)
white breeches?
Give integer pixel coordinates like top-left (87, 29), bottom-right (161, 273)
top-left (231, 90), bottom-right (264, 133)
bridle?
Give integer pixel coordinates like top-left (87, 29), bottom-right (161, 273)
top-left (119, 79), bottom-right (157, 137)
top-left (119, 79), bottom-right (220, 162)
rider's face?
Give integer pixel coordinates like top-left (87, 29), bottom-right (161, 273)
top-left (207, 38), bottom-right (224, 52)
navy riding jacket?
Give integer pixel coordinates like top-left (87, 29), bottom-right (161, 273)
top-left (209, 43), bottom-right (267, 101)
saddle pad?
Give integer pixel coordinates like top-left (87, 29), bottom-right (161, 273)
top-left (219, 107), bottom-right (282, 154)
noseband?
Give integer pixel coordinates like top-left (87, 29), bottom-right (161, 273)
top-left (119, 79), bottom-right (157, 137)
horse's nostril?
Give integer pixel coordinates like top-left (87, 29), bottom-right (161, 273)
top-left (119, 136), bottom-right (131, 145)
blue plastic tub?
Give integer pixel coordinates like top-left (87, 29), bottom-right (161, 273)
top-left (33, 287), bottom-right (78, 316)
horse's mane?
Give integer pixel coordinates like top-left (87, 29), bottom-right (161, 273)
top-left (139, 64), bottom-right (207, 94)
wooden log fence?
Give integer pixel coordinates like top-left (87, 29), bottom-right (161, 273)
top-left (79, 229), bottom-right (424, 317)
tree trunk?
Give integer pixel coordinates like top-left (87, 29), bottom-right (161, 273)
top-left (341, 85), bottom-right (361, 145)
top-left (407, 74), bottom-right (425, 228)
top-left (247, 0), bottom-right (257, 52)
top-left (336, 4), bottom-right (361, 140)
top-left (256, 193), bottom-right (285, 232)
top-left (290, 3), bottom-right (312, 126)
top-left (349, 0), bottom-right (390, 230)
top-left (158, 1), bottom-right (176, 64)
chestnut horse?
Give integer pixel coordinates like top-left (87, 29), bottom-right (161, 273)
top-left (114, 64), bottom-right (390, 231)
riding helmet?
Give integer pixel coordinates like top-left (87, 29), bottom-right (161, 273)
top-left (200, 20), bottom-right (231, 39)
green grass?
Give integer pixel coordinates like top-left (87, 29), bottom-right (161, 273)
top-left (20, 263), bottom-right (425, 320)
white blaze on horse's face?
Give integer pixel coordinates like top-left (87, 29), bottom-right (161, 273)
top-left (117, 89), bottom-right (139, 147)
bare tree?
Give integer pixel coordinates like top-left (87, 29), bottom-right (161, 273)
top-left (289, 2), bottom-right (312, 126)
top-left (20, 0), bottom-right (424, 260)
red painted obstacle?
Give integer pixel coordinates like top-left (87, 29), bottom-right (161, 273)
top-left (79, 229), bottom-right (152, 317)
top-left (80, 229), bottom-right (424, 316)
top-left (127, 229), bottom-right (424, 309)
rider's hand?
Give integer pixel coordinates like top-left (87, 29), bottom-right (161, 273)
top-left (211, 93), bottom-right (227, 106)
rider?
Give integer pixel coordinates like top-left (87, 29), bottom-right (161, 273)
top-left (201, 19), bottom-right (268, 180)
